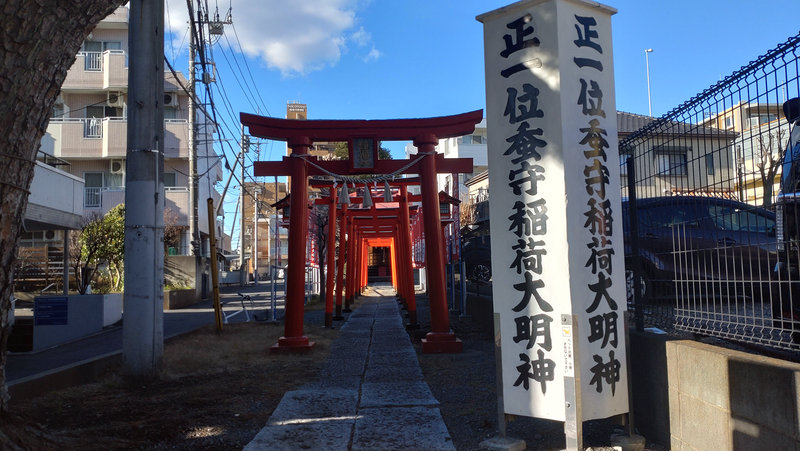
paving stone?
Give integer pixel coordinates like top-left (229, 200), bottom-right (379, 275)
top-left (267, 388), bottom-right (358, 425)
top-left (244, 290), bottom-right (453, 451)
top-left (352, 406), bottom-right (455, 451)
top-left (243, 420), bottom-right (354, 451)
top-left (364, 364), bottom-right (424, 383)
top-left (360, 381), bottom-right (439, 407)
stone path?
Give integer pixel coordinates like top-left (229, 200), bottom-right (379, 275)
top-left (243, 283), bottom-right (455, 451)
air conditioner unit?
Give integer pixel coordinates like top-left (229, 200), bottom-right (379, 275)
top-left (110, 159), bottom-right (125, 174)
top-left (107, 91), bottom-right (124, 108)
top-left (43, 230), bottom-right (59, 242)
top-left (164, 92), bottom-right (179, 107)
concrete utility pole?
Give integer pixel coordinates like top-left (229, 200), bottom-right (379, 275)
top-left (239, 126), bottom-right (248, 286)
top-left (188, 16), bottom-right (200, 261)
top-left (253, 186), bottom-right (260, 286)
top-left (123, 0), bottom-right (165, 379)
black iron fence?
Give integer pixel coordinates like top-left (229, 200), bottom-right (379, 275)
top-left (622, 33), bottom-right (800, 351)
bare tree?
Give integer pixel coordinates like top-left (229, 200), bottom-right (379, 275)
top-left (459, 198), bottom-right (478, 230)
top-left (0, 0), bottom-right (128, 415)
top-left (756, 130), bottom-right (786, 207)
top-left (163, 207), bottom-right (183, 254)
top-left (311, 201), bottom-right (329, 303)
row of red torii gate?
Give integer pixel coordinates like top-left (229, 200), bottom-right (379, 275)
top-left (241, 109), bottom-right (483, 354)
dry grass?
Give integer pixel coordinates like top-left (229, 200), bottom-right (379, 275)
top-left (161, 320), bottom-right (335, 378)
top-left (7, 312), bottom-right (340, 450)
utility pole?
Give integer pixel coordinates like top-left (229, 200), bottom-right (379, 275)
top-left (188, 3), bottom-right (231, 294)
top-left (188, 16), bottom-right (199, 262)
top-left (123, 0), bottom-right (165, 379)
top-left (253, 186), bottom-right (260, 286)
top-left (239, 126), bottom-right (248, 286)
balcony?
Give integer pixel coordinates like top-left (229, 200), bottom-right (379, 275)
top-left (82, 186), bottom-right (190, 226)
top-left (27, 162), bottom-right (84, 230)
top-left (47, 118), bottom-right (189, 159)
top-left (63, 50), bottom-right (128, 90)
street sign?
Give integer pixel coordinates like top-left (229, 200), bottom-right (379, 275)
top-left (35, 296), bottom-right (69, 326)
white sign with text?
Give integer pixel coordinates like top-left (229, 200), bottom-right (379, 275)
top-left (479, 0), bottom-right (628, 421)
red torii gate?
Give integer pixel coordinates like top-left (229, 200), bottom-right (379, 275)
top-left (242, 110), bottom-right (481, 354)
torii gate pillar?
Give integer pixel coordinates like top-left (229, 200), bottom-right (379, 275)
top-left (417, 134), bottom-right (463, 353)
top-left (271, 137), bottom-right (315, 353)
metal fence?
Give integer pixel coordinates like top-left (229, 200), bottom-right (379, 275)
top-left (621, 34), bottom-right (800, 352)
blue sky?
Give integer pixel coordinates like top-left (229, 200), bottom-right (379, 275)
top-left (163, 0), bottom-right (800, 241)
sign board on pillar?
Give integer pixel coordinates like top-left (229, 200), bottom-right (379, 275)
top-left (478, 0), bottom-right (628, 421)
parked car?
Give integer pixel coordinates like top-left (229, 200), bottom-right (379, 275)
top-left (624, 196), bottom-right (777, 304)
top-left (462, 235), bottom-right (492, 282)
top-left (771, 97), bottom-right (800, 336)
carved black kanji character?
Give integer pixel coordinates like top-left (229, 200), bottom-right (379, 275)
top-left (511, 237), bottom-right (546, 275)
top-left (579, 118), bottom-right (609, 162)
top-left (583, 198), bottom-right (613, 236)
top-left (589, 350), bottom-right (621, 395)
top-left (508, 161), bottom-right (546, 196)
top-left (504, 122), bottom-right (547, 164)
top-left (505, 84), bottom-right (545, 124)
top-left (585, 236), bottom-right (614, 275)
top-left (577, 79), bottom-right (605, 118)
top-left (501, 14), bottom-right (540, 58)
top-left (587, 311), bottom-right (619, 348)
top-left (512, 271), bottom-right (553, 312)
top-left (586, 272), bottom-right (618, 313)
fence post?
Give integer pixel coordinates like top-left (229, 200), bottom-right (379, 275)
top-left (626, 157), bottom-right (645, 333)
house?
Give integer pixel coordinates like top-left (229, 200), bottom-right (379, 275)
top-left (38, 5), bottom-right (224, 255)
top-left (700, 102), bottom-right (788, 206)
top-left (460, 111), bottom-right (738, 229)
top-left (618, 111), bottom-right (738, 200)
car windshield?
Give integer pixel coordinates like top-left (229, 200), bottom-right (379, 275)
top-left (707, 205), bottom-right (775, 233)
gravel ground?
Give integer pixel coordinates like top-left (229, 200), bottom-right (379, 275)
top-left (403, 289), bottom-right (667, 451)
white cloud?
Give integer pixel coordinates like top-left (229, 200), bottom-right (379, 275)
top-left (165, 0), bottom-right (379, 77)
top-left (349, 27), bottom-right (371, 47)
top-left (363, 46), bottom-right (382, 62)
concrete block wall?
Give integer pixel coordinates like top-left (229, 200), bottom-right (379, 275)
top-left (629, 330), bottom-right (674, 446)
top-left (666, 340), bottom-right (800, 451)
top-left (461, 298), bottom-right (800, 450)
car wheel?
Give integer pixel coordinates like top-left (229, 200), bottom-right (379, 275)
top-left (472, 264), bottom-right (491, 283)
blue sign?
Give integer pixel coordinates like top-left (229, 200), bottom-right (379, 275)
top-left (35, 297), bottom-right (69, 326)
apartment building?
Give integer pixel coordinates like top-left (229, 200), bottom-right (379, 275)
top-left (404, 118), bottom-right (489, 199)
top-left (38, 5), bottom-right (224, 257)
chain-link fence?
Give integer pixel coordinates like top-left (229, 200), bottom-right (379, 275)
top-left (622, 34), bottom-right (800, 352)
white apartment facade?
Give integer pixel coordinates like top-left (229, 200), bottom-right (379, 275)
top-left (38, 5), bottom-right (224, 256)
top-left (404, 118), bottom-right (489, 200)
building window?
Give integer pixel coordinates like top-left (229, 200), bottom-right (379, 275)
top-left (724, 116), bottom-right (735, 128)
top-left (748, 113), bottom-right (777, 128)
top-left (81, 40), bottom-right (121, 71)
top-left (655, 149), bottom-right (688, 176)
top-left (461, 135), bottom-right (483, 144)
top-left (164, 172), bottom-right (177, 187)
top-left (84, 172), bottom-right (103, 208)
top-left (706, 154), bottom-right (715, 175)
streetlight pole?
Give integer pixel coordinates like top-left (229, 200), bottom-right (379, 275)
top-left (645, 48), bottom-right (653, 117)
